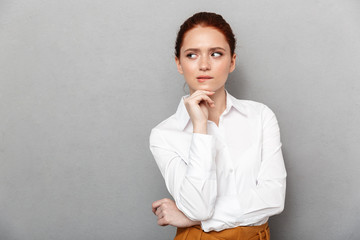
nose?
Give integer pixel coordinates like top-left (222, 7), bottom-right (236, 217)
top-left (199, 56), bottom-right (210, 71)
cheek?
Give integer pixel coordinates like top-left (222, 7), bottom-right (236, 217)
top-left (215, 61), bottom-right (232, 74)
top-left (182, 62), bottom-right (197, 75)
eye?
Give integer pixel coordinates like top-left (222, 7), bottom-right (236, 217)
top-left (186, 53), bottom-right (197, 59)
top-left (212, 52), bottom-right (223, 57)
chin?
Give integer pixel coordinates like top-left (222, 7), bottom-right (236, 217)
top-left (196, 85), bottom-right (214, 91)
top-left (189, 84), bottom-right (225, 93)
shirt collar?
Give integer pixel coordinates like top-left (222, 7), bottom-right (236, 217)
top-left (175, 89), bottom-right (247, 130)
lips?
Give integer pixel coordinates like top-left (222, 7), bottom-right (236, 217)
top-left (197, 75), bottom-right (213, 82)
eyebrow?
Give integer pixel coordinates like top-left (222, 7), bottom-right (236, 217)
top-left (183, 47), bottom-right (226, 53)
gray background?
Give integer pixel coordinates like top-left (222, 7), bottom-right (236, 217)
top-left (0, 0), bottom-right (359, 239)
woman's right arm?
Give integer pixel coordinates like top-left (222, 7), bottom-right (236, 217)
top-left (150, 91), bottom-right (217, 221)
top-left (183, 90), bottom-right (215, 134)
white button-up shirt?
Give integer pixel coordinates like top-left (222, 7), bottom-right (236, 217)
top-left (149, 90), bottom-right (286, 232)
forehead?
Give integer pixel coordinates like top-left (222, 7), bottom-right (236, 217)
top-left (182, 26), bottom-right (229, 49)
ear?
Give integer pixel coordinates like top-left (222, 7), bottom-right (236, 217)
top-left (229, 53), bottom-right (236, 73)
top-left (175, 56), bottom-right (184, 75)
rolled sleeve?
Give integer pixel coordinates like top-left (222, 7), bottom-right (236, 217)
top-left (150, 129), bottom-right (218, 221)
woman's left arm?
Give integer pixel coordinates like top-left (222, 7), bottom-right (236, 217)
top-left (152, 198), bottom-right (201, 227)
top-left (203, 105), bottom-right (287, 226)
top-left (247, 104), bottom-right (287, 216)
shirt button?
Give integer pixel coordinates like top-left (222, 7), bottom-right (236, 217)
top-left (230, 169), bottom-right (234, 173)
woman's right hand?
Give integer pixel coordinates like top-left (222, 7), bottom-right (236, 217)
top-left (184, 90), bottom-right (215, 134)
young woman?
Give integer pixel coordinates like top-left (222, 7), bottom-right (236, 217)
top-left (150, 12), bottom-right (286, 240)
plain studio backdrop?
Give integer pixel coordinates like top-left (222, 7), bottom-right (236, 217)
top-left (0, 0), bottom-right (359, 239)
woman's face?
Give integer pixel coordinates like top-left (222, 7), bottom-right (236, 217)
top-left (175, 26), bottom-right (236, 94)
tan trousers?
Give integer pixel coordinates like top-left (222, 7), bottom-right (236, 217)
top-left (174, 222), bottom-right (270, 240)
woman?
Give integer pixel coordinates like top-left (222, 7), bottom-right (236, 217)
top-left (150, 12), bottom-right (286, 240)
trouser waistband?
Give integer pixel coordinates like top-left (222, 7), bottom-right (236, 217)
top-left (175, 222), bottom-right (270, 240)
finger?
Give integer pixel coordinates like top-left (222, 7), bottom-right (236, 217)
top-left (186, 91), bottom-right (214, 104)
top-left (155, 206), bottom-right (162, 216)
top-left (152, 204), bottom-right (158, 214)
top-left (157, 210), bottom-right (164, 220)
top-left (207, 99), bottom-right (215, 107)
top-left (189, 92), bottom-right (215, 101)
top-left (152, 198), bottom-right (167, 211)
top-left (152, 198), bottom-right (171, 214)
top-left (190, 92), bottom-right (214, 102)
top-left (192, 94), bottom-right (215, 107)
top-left (157, 217), bottom-right (169, 226)
top-left (205, 100), bottom-right (215, 108)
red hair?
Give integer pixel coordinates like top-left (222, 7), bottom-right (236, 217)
top-left (175, 12), bottom-right (236, 58)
